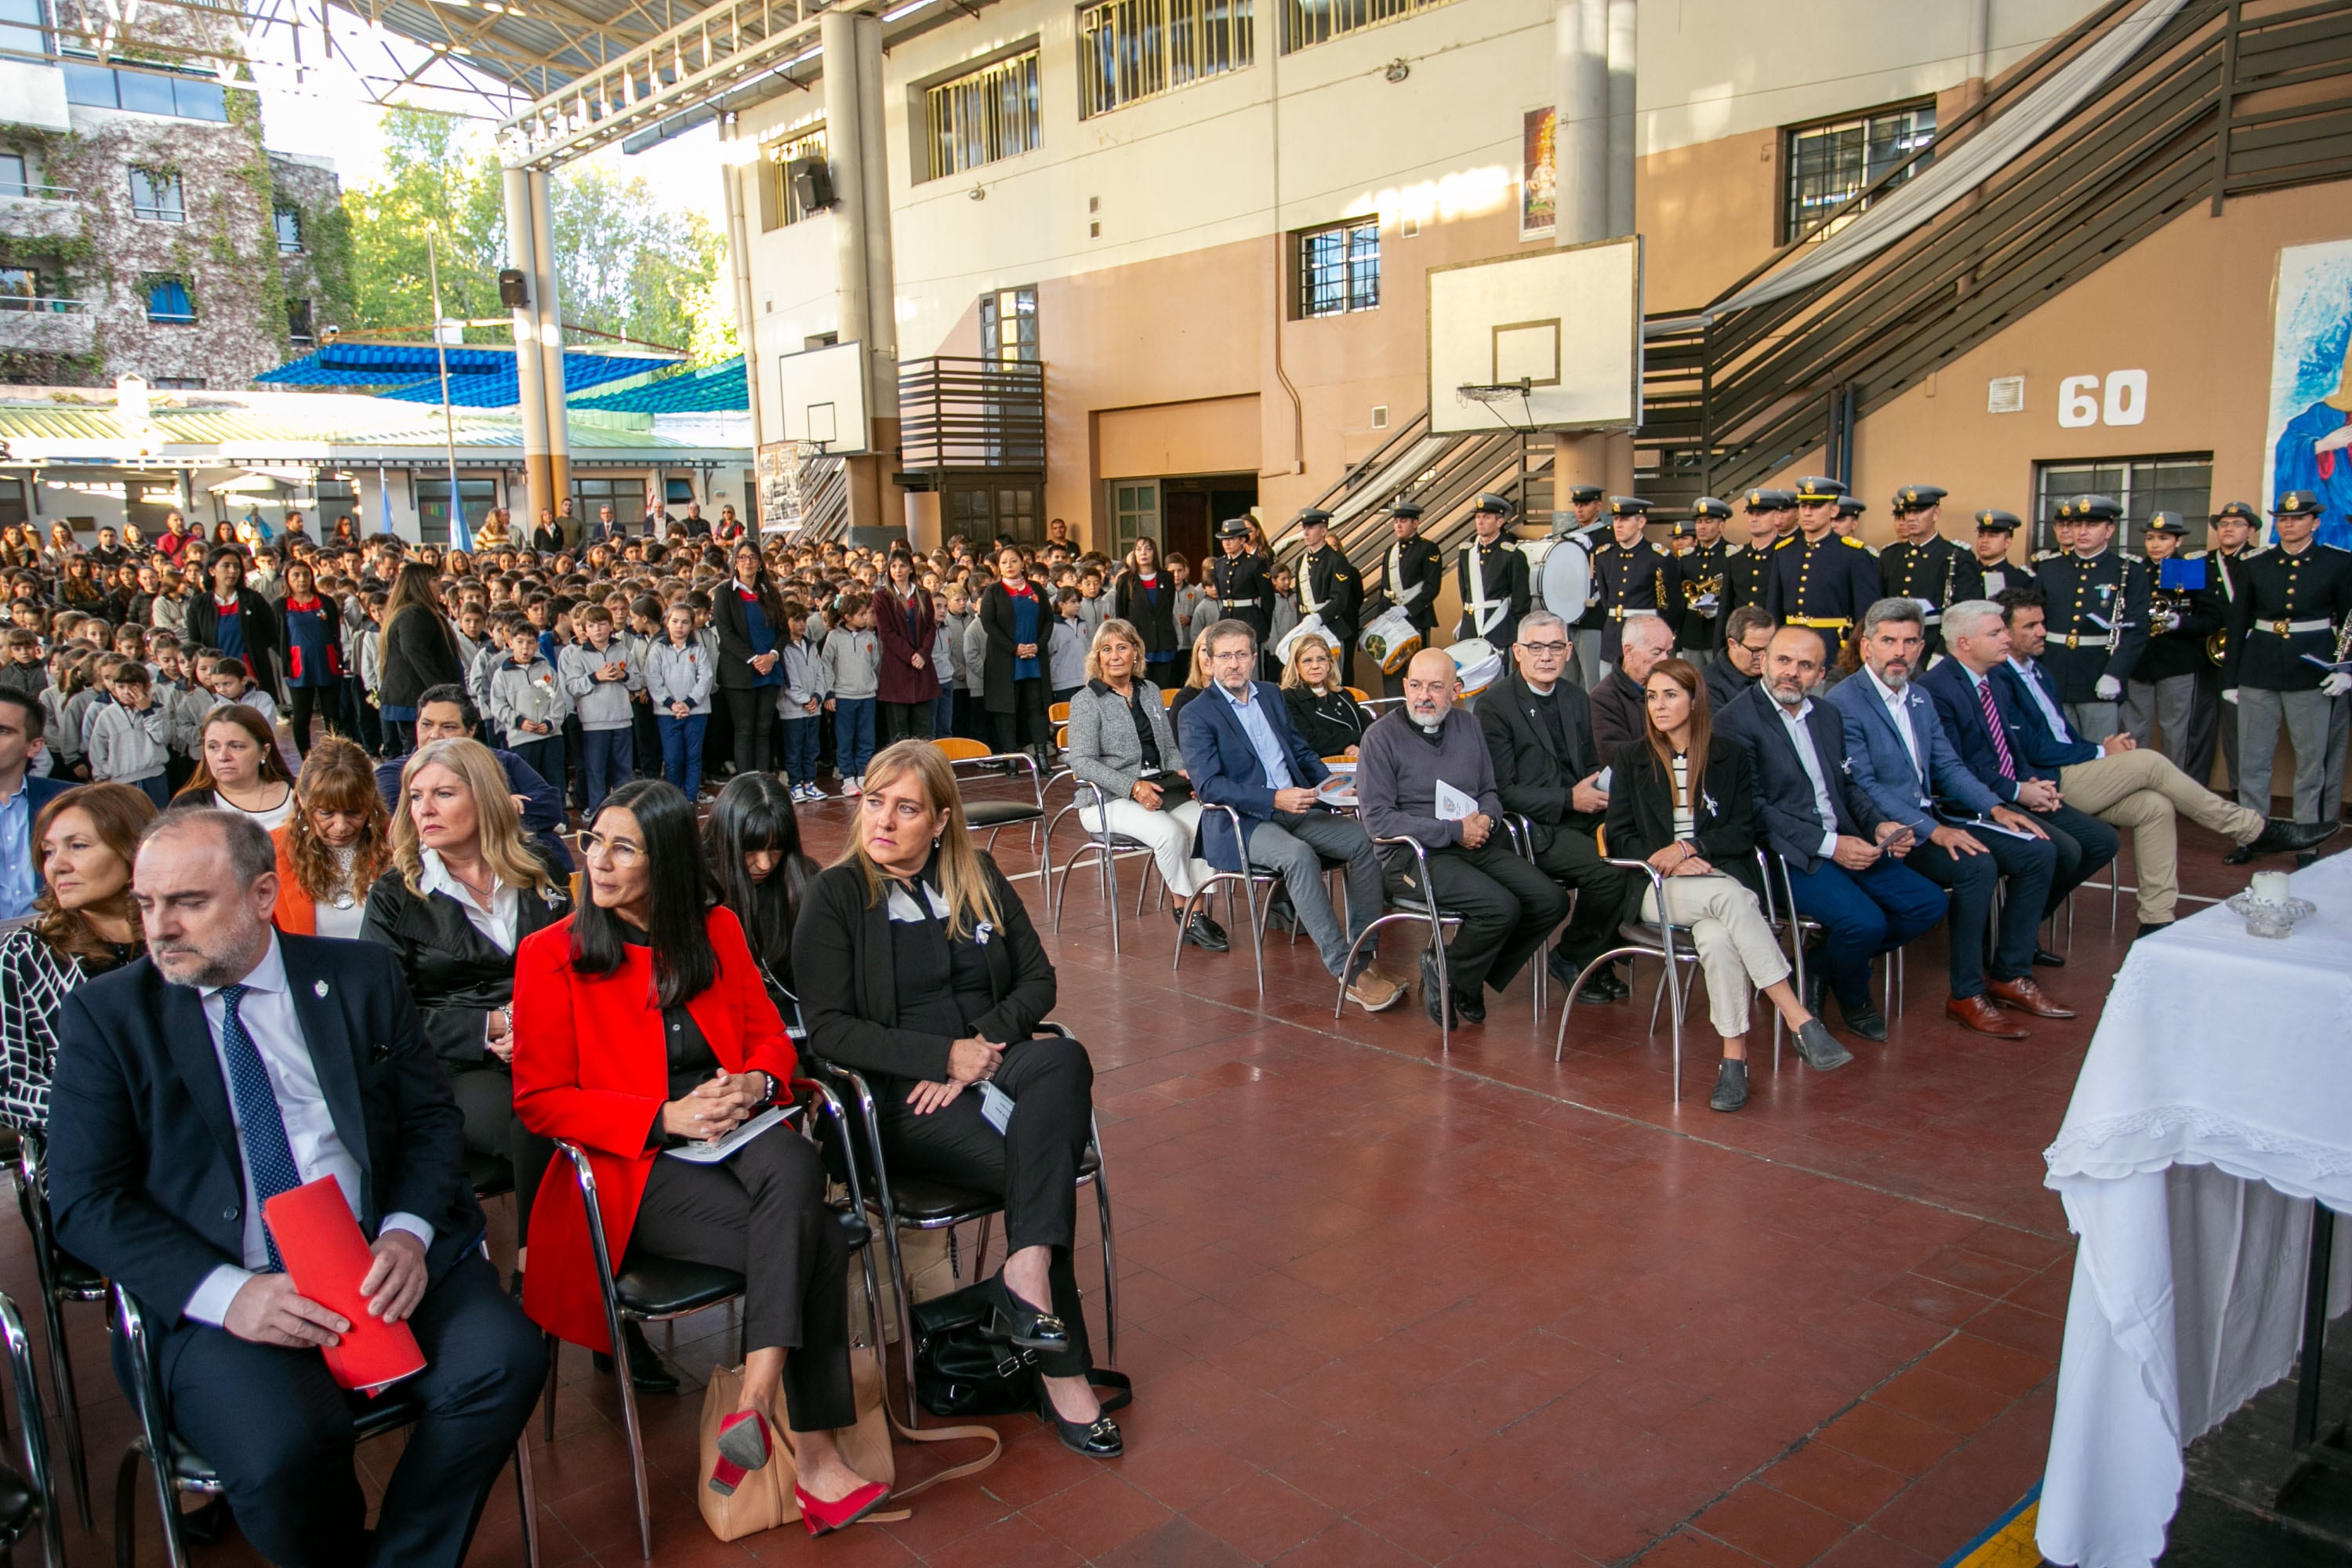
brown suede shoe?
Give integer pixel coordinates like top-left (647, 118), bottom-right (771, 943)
top-left (1947, 993), bottom-right (2029, 1038)
top-left (1986, 976), bottom-right (2076, 1019)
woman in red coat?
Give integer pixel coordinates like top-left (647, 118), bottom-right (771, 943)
top-left (512, 778), bottom-right (888, 1532)
top-left (872, 549), bottom-right (938, 746)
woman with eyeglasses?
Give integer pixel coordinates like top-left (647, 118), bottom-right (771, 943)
top-left (516, 780), bottom-right (889, 1532)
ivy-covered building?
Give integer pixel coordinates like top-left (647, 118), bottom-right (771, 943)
top-left (0, 0), bottom-right (351, 390)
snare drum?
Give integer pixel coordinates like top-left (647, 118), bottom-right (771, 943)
top-left (1359, 605), bottom-right (1423, 674)
top-left (1446, 637), bottom-right (1504, 697)
top-left (1273, 613), bottom-right (1331, 668)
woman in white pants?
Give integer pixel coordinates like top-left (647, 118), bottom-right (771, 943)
top-left (1064, 618), bottom-right (1228, 952)
top-left (1602, 658), bottom-right (1845, 1112)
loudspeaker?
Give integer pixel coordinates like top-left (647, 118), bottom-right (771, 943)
top-left (791, 158), bottom-right (836, 212)
top-left (498, 268), bottom-right (529, 308)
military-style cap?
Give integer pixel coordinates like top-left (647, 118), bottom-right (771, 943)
top-left (1294, 507), bottom-right (1333, 530)
top-left (1666, 517), bottom-right (1694, 539)
top-left (2274, 491), bottom-right (2323, 517)
top-left (1216, 518), bottom-right (1253, 539)
top-left (1892, 484), bottom-right (1948, 514)
top-left (2213, 500), bottom-right (2259, 523)
top-left (2144, 511), bottom-right (2189, 536)
top-left (1608, 495), bottom-right (1651, 517)
top-left (1744, 488), bottom-right (1796, 513)
top-left (2056, 494), bottom-right (2122, 524)
top-left (1388, 499), bottom-right (1424, 520)
top-left (1690, 497), bottom-right (1733, 521)
top-left (1794, 475), bottom-right (1849, 503)
top-left (1470, 493), bottom-right (1516, 517)
top-left (1836, 496), bottom-right (1867, 518)
top-left (1973, 508), bottom-right (2023, 533)
top-left (1566, 485), bottom-right (1606, 505)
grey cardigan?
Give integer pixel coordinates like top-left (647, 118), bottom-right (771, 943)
top-left (1065, 677), bottom-right (1185, 799)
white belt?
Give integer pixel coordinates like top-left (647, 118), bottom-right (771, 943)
top-left (2254, 618), bottom-right (2333, 637)
top-left (2057, 632), bottom-right (2113, 649)
top-left (1461, 547), bottom-right (1504, 637)
top-left (1388, 544), bottom-right (1425, 609)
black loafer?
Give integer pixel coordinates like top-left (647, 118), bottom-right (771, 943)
top-left (2222, 844), bottom-right (2256, 866)
top-left (986, 1274), bottom-right (1072, 1354)
top-left (2032, 946), bottom-right (2067, 968)
top-left (1596, 966), bottom-right (1631, 1001)
top-left (1039, 1386), bottom-right (1123, 1458)
top-left (1836, 994), bottom-right (1888, 1043)
top-left (1455, 984), bottom-right (1486, 1025)
top-left (1178, 912), bottom-right (1229, 951)
top-left (592, 1320), bottom-right (679, 1393)
top-left (1709, 1058), bottom-right (1748, 1112)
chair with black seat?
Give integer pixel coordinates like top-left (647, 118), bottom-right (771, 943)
top-left (1171, 803), bottom-right (1283, 991)
top-left (1551, 844), bottom-right (1710, 1102)
top-left (109, 1265), bottom-right (540, 1568)
top-left (0, 1290), bottom-right (66, 1568)
top-left (930, 739), bottom-right (1056, 916)
top-left (1330, 834), bottom-right (1465, 1051)
top-left (12, 1129), bottom-right (103, 1529)
top-left (810, 1023), bottom-right (1117, 1428)
top-left (539, 1078), bottom-right (885, 1560)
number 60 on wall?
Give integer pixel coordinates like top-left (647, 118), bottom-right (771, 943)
top-left (2058, 371), bottom-right (2148, 428)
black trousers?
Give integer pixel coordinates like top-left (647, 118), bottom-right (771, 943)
top-left (989, 677), bottom-right (1053, 760)
top-left (2038, 802), bottom-right (2121, 916)
top-left (1902, 829), bottom-right (2056, 996)
top-left (880, 700), bottom-right (935, 746)
top-left (874, 1033), bottom-right (1096, 1377)
top-left (448, 1064), bottom-right (552, 1246)
top-left (628, 1129), bottom-right (855, 1431)
top-left (133, 1252), bottom-right (544, 1568)
top-left (1530, 824), bottom-right (1637, 971)
top-left (726, 688), bottom-right (775, 775)
top-left (286, 684), bottom-right (330, 756)
top-left (1386, 839), bottom-right (1568, 998)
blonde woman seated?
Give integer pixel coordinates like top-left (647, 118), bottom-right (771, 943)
top-left (1279, 633), bottom-right (1370, 759)
top-left (1065, 619), bottom-right (1225, 952)
top-left (1602, 658), bottom-right (1846, 1112)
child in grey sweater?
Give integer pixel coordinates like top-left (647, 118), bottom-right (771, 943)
top-left (778, 601), bottom-right (830, 802)
top-left (822, 590), bottom-right (881, 791)
top-left (488, 626), bottom-right (568, 789)
top-left (644, 603), bottom-right (716, 799)
top-left (559, 604), bottom-right (642, 810)
top-left (87, 662), bottom-right (171, 806)
top-left (1048, 588), bottom-right (1090, 703)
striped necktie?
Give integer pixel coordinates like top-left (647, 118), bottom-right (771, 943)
top-left (1976, 677), bottom-right (2018, 782)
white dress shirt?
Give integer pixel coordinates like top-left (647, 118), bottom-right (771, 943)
top-left (418, 847), bottom-right (518, 953)
top-left (1864, 666), bottom-right (1925, 784)
top-left (1769, 698), bottom-right (1842, 858)
top-left (2007, 656), bottom-right (2075, 745)
top-left (183, 934), bottom-right (434, 1326)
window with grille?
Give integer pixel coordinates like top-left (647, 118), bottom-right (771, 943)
top-left (924, 49), bottom-right (1042, 181)
top-left (274, 205), bottom-right (303, 252)
top-left (145, 276), bottom-right (194, 324)
top-left (1294, 218), bottom-right (1379, 318)
top-left (978, 286), bottom-right (1038, 364)
top-left (1281, 0), bottom-right (1452, 53)
top-left (1079, 0), bottom-right (1252, 118)
top-left (129, 168), bottom-right (183, 222)
top-left (1783, 101), bottom-right (1934, 242)
top-left (2032, 455), bottom-right (2214, 554)
top-left (757, 125), bottom-right (828, 230)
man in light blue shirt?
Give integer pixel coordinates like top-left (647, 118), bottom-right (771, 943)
top-left (0, 690), bottom-right (68, 920)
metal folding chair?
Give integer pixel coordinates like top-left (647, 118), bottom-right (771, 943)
top-left (0, 1293), bottom-right (64, 1568)
top-left (931, 739), bottom-right (1057, 914)
top-left (1552, 855), bottom-right (1708, 1102)
top-left (1173, 803), bottom-right (1285, 992)
top-left (1332, 835), bottom-right (1464, 1050)
top-left (13, 1129), bottom-right (101, 1529)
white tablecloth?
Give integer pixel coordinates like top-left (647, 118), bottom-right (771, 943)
top-left (2038, 855), bottom-right (2352, 1568)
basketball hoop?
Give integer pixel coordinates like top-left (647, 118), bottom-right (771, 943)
top-left (1455, 377), bottom-right (1535, 430)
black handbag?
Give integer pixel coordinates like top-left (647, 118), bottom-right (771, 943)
top-left (910, 1281), bottom-right (1133, 1419)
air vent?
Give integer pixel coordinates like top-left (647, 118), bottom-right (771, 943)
top-left (1987, 376), bottom-right (2025, 415)
top-left (1371, 405), bottom-right (1390, 430)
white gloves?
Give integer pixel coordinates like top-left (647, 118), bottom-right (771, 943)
top-left (2223, 688), bottom-right (2240, 705)
top-left (2324, 673), bottom-right (2352, 699)
top-left (2094, 675), bottom-right (2122, 701)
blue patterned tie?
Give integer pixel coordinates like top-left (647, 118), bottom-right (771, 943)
top-left (216, 984), bottom-right (302, 1272)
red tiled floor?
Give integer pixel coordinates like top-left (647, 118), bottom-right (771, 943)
top-left (11, 799), bottom-right (2266, 1564)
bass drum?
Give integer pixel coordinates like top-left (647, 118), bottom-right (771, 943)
top-left (1523, 533), bottom-right (1594, 621)
top-left (1446, 637), bottom-right (1505, 698)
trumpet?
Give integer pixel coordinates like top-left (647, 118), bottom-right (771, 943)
top-left (1682, 570), bottom-right (1724, 615)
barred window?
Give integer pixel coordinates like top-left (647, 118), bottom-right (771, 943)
top-left (978, 286), bottom-right (1038, 364)
top-left (925, 49), bottom-right (1042, 181)
top-left (757, 125), bottom-right (828, 231)
top-left (1080, 0), bottom-right (1253, 118)
top-left (1294, 218), bottom-right (1378, 318)
top-left (1783, 101), bottom-right (1935, 242)
top-left (1281, 0), bottom-right (1453, 53)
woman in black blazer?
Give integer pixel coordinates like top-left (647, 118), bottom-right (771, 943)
top-left (978, 547), bottom-right (1054, 763)
top-left (362, 738), bottom-right (576, 1298)
top-left (184, 546), bottom-right (283, 693)
top-left (377, 562), bottom-right (464, 756)
top-left (1603, 658), bottom-right (1839, 1112)
top-left (1112, 535), bottom-right (1181, 684)
top-left (1279, 633), bottom-right (1370, 757)
top-left (711, 542), bottom-right (788, 775)
top-left (793, 739), bottom-right (1122, 1459)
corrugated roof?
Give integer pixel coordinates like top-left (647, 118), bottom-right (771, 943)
top-left (259, 344), bottom-right (678, 408)
top-left (0, 394), bottom-right (742, 459)
top-left (574, 356), bottom-right (747, 414)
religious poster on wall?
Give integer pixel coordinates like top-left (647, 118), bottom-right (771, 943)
top-left (1521, 107), bottom-right (1556, 241)
top-left (756, 440), bottom-right (804, 534)
top-left (2265, 238), bottom-right (2352, 550)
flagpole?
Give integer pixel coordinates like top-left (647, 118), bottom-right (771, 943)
top-left (426, 224), bottom-right (468, 551)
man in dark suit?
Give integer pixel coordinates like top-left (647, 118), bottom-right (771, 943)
top-left (1589, 612), bottom-right (1675, 758)
top-left (0, 688), bottom-right (68, 920)
top-left (48, 809), bottom-right (546, 1568)
top-left (1716, 627), bottom-right (1944, 1043)
top-left (1179, 618), bottom-right (1403, 1014)
top-left (1476, 611), bottom-right (1635, 1004)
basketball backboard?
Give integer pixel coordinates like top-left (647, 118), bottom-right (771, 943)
top-left (1425, 235), bottom-right (1642, 436)
top-left (774, 340), bottom-right (869, 455)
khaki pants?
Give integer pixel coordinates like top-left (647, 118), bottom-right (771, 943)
top-left (1639, 873), bottom-right (1791, 1040)
top-left (2058, 748), bottom-right (2262, 924)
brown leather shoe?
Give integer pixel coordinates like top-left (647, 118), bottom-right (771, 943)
top-left (1947, 994), bottom-right (2029, 1038)
top-left (1986, 976), bottom-right (2076, 1019)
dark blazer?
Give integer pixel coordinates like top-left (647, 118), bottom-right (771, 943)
top-left (1478, 670), bottom-right (1602, 835)
top-left (361, 860), bottom-right (572, 1069)
top-left (24, 771), bottom-right (71, 821)
top-left (1918, 656), bottom-right (2036, 804)
top-left (1282, 684), bottom-right (1370, 757)
top-left (873, 586), bottom-right (938, 707)
top-left (1603, 734), bottom-right (1763, 900)
top-left (185, 587), bottom-right (282, 686)
top-left (793, 854), bottom-right (1055, 1087)
top-left (1703, 657), bottom-right (1755, 713)
top-left (1113, 572), bottom-right (1181, 656)
top-left (1992, 660), bottom-right (2100, 771)
top-left (980, 580), bottom-right (1049, 715)
top-left (46, 935), bottom-right (480, 1330)
top-left (1178, 680), bottom-right (1334, 872)
top-left (1714, 684), bottom-right (1879, 876)
top-left (379, 605), bottom-right (463, 710)
top-left (1588, 667), bottom-right (1648, 759)
top-left (712, 578), bottom-right (787, 693)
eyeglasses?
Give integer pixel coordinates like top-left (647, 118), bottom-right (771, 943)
top-left (1518, 641), bottom-right (1570, 654)
top-left (579, 832), bottom-right (644, 867)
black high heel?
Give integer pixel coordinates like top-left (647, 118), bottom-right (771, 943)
top-left (1037, 1381), bottom-right (1123, 1458)
top-left (985, 1273), bottom-right (1073, 1354)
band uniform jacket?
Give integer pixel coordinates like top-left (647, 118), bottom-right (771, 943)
top-left (1455, 535), bottom-right (1530, 647)
top-left (2222, 541), bottom-right (2352, 694)
top-left (2205, 544), bottom-right (2259, 673)
top-left (1878, 535), bottom-right (1982, 651)
top-left (1765, 531), bottom-right (1881, 637)
top-left (1377, 535), bottom-right (1445, 638)
top-left (2033, 549), bottom-right (2152, 700)
top-left (1722, 539), bottom-right (1775, 616)
top-left (1477, 669), bottom-right (1602, 843)
top-left (2137, 554), bottom-right (2226, 684)
top-left (1588, 537), bottom-right (1681, 661)
top-left (1671, 540), bottom-right (1738, 652)
top-left (1211, 550), bottom-right (1275, 639)
top-left (1295, 543), bottom-right (1363, 652)
top-left (1974, 556), bottom-right (2028, 599)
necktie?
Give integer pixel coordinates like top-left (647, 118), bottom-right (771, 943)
top-left (1976, 677), bottom-right (2018, 782)
top-left (216, 984), bottom-right (302, 1272)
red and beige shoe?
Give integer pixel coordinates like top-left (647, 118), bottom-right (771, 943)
top-left (707, 1410), bottom-right (771, 1496)
top-left (796, 1479), bottom-right (891, 1536)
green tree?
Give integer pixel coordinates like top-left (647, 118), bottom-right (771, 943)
top-left (548, 164), bottom-right (724, 354)
top-left (345, 108), bottom-right (503, 334)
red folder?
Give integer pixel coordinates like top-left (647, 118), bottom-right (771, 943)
top-left (262, 1177), bottom-right (427, 1396)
